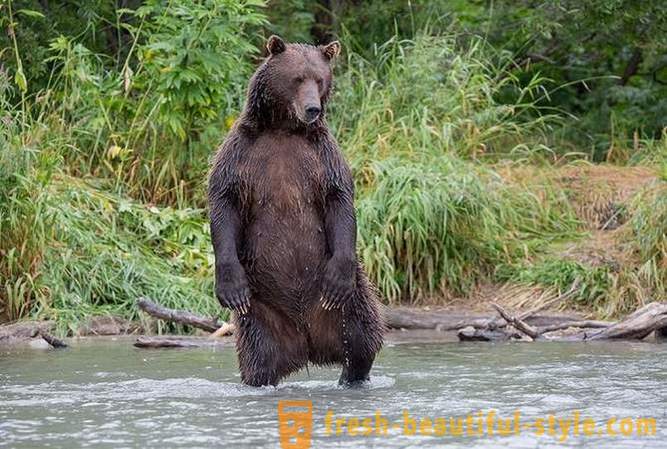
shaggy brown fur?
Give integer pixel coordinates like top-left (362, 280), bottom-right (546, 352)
top-left (208, 36), bottom-right (384, 386)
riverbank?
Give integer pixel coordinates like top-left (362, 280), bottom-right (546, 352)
top-left (3, 299), bottom-right (665, 349)
top-left (0, 302), bottom-right (582, 344)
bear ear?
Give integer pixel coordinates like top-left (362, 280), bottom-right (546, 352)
top-left (321, 40), bottom-right (341, 60)
top-left (266, 35), bottom-right (286, 56)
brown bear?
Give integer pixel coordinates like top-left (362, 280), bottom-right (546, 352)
top-left (208, 35), bottom-right (384, 387)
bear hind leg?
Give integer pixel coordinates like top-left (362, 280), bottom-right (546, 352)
top-left (338, 312), bottom-right (378, 386)
top-left (235, 306), bottom-right (308, 387)
top-left (338, 281), bottom-right (384, 386)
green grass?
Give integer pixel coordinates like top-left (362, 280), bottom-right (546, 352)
top-left (629, 181), bottom-right (667, 297)
top-left (356, 156), bottom-right (580, 303)
top-left (36, 176), bottom-right (222, 335)
top-left (498, 258), bottom-right (613, 309)
top-left (493, 178), bottom-right (666, 318)
top-left (329, 32), bottom-right (568, 165)
top-left (332, 33), bottom-right (583, 303)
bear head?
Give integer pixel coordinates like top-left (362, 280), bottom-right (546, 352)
top-left (244, 35), bottom-right (341, 129)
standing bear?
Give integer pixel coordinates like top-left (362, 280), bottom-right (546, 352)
top-left (208, 36), bottom-right (384, 387)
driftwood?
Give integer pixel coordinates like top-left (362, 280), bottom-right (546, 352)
top-left (491, 303), bottom-right (540, 339)
top-left (137, 297), bottom-right (224, 333)
top-left (38, 330), bottom-right (68, 348)
top-left (383, 307), bottom-right (581, 331)
top-left (135, 298), bottom-right (236, 349)
top-left (582, 302), bottom-right (667, 340)
top-left (457, 326), bottom-right (514, 341)
top-left (386, 282), bottom-right (583, 332)
top-left (137, 298), bottom-right (580, 336)
top-left (134, 336), bottom-right (229, 349)
top-left (134, 295), bottom-right (666, 345)
top-left (538, 320), bottom-right (611, 334)
top-left (0, 321), bottom-right (67, 348)
top-left (0, 320), bottom-right (54, 341)
top-left (459, 301), bottom-right (667, 342)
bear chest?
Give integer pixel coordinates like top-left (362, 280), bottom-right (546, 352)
top-left (242, 134), bottom-right (326, 211)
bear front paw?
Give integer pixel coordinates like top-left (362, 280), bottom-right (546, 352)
top-left (215, 262), bottom-right (251, 314)
top-left (320, 254), bottom-right (356, 310)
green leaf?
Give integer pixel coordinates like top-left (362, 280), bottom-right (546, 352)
top-left (17, 9), bottom-right (45, 19)
top-left (14, 68), bottom-right (27, 92)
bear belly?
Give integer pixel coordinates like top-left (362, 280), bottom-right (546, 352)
top-left (243, 207), bottom-right (327, 308)
top-left (238, 133), bottom-right (328, 311)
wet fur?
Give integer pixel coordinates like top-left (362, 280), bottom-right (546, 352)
top-left (208, 40), bottom-right (384, 386)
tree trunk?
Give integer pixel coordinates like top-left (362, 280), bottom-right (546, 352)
top-left (619, 47), bottom-right (643, 85)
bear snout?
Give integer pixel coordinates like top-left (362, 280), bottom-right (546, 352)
top-left (305, 104), bottom-right (321, 122)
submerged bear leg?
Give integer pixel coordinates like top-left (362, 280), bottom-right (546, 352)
top-left (308, 266), bottom-right (384, 385)
top-left (235, 303), bottom-right (308, 386)
top-left (338, 303), bottom-right (379, 385)
top-left (306, 302), bottom-right (380, 385)
top-left (339, 268), bottom-right (385, 386)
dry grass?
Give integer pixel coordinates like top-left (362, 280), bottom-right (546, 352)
top-left (456, 164), bottom-right (664, 318)
top-left (554, 165), bottom-right (658, 230)
top-left (497, 164), bottom-right (658, 230)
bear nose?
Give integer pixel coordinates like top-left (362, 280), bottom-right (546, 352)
top-left (305, 105), bottom-right (321, 122)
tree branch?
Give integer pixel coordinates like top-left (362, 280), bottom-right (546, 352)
top-left (137, 297), bottom-right (223, 333)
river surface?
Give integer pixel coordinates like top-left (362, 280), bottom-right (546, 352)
top-left (1, 337), bottom-right (665, 448)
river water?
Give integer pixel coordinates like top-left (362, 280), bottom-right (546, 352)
top-left (1, 337), bottom-right (665, 448)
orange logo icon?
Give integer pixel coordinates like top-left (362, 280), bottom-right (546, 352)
top-left (278, 400), bottom-right (313, 449)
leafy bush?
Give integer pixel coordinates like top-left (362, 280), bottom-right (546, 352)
top-left (2, 0), bottom-right (267, 206)
top-left (133, 0), bottom-right (266, 141)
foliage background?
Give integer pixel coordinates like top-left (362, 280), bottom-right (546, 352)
top-left (1, 0), bottom-right (665, 333)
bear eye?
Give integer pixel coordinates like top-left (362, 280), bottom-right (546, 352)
top-left (316, 78), bottom-right (324, 89)
top-left (294, 76), bottom-right (304, 84)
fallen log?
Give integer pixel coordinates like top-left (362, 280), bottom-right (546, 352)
top-left (491, 303), bottom-right (539, 340)
top-left (135, 296), bottom-right (667, 344)
top-left (383, 306), bottom-right (581, 331)
top-left (458, 301), bottom-right (667, 342)
top-left (538, 320), bottom-right (611, 334)
top-left (0, 321), bottom-right (54, 341)
top-left (137, 297), bottom-right (224, 333)
top-left (583, 302), bottom-right (667, 341)
top-left (38, 330), bottom-right (68, 348)
top-left (134, 336), bottom-right (230, 349)
top-left (386, 283), bottom-right (580, 332)
top-left (457, 326), bottom-right (513, 342)
top-left (0, 321), bottom-right (69, 348)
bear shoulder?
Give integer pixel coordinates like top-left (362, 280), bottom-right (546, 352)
top-left (310, 127), bottom-right (354, 196)
top-left (208, 127), bottom-right (251, 200)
